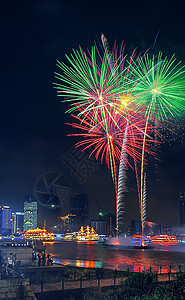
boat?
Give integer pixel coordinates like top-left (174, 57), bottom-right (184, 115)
top-left (64, 226), bottom-right (99, 241)
top-left (151, 235), bottom-right (178, 247)
top-left (130, 235), bottom-right (153, 249)
top-left (23, 228), bottom-right (54, 242)
top-left (104, 235), bottom-right (153, 249)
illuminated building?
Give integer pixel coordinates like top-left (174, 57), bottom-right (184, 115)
top-left (178, 192), bottom-right (185, 226)
top-left (23, 227), bottom-right (54, 241)
top-left (24, 197), bottom-right (38, 231)
top-left (58, 214), bottom-right (76, 233)
top-left (91, 221), bottom-right (107, 235)
top-left (152, 235), bottom-right (178, 245)
top-left (11, 212), bottom-right (24, 234)
top-left (1, 206), bottom-right (12, 236)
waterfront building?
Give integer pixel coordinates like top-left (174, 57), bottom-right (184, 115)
top-left (24, 197), bottom-right (38, 231)
top-left (58, 213), bottom-right (76, 233)
top-left (91, 221), bottom-right (107, 235)
top-left (1, 206), bottom-right (12, 236)
top-left (11, 212), bottom-right (24, 234)
top-left (145, 221), bottom-right (160, 236)
top-left (160, 226), bottom-right (172, 235)
top-left (0, 206), bottom-right (2, 232)
top-left (127, 225), bottom-right (131, 236)
top-left (131, 220), bottom-right (142, 235)
top-left (178, 192), bottom-right (185, 226)
top-left (70, 193), bottom-right (89, 230)
top-left (98, 212), bottom-right (116, 236)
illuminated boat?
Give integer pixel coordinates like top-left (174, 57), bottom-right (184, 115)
top-left (23, 228), bottom-right (54, 241)
top-left (64, 226), bottom-right (99, 241)
top-left (130, 235), bottom-right (153, 249)
top-left (104, 236), bottom-right (152, 248)
top-left (75, 226), bottom-right (98, 241)
top-left (151, 235), bottom-right (178, 246)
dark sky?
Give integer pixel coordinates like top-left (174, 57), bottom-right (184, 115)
top-left (0, 0), bottom-right (185, 227)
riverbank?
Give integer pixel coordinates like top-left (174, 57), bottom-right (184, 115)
top-left (0, 263), bottom-right (184, 299)
top-left (27, 265), bottom-right (185, 300)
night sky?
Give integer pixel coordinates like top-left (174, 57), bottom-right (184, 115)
top-left (0, 0), bottom-right (185, 228)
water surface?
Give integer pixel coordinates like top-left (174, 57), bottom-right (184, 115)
top-left (45, 241), bottom-right (185, 273)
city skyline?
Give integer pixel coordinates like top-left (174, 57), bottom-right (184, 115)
top-left (2, 190), bottom-right (185, 232)
top-left (0, 1), bottom-right (185, 227)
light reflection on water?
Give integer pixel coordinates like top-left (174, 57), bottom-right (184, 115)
top-left (45, 241), bottom-right (185, 273)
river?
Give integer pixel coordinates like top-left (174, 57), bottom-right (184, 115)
top-left (45, 241), bottom-right (185, 273)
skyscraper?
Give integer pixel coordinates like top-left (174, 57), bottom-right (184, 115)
top-left (1, 206), bottom-right (12, 236)
top-left (131, 220), bottom-right (142, 235)
top-left (98, 213), bottom-right (116, 236)
top-left (24, 197), bottom-right (38, 231)
top-left (70, 193), bottom-right (89, 231)
top-left (145, 221), bottom-right (160, 236)
top-left (178, 192), bottom-right (185, 226)
top-left (12, 212), bottom-right (24, 234)
top-left (91, 221), bottom-right (107, 235)
top-left (57, 214), bottom-right (77, 233)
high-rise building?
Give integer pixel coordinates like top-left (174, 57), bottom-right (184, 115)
top-left (160, 226), bottom-right (172, 235)
top-left (91, 221), bottom-right (107, 235)
top-left (130, 220), bottom-right (142, 235)
top-left (70, 193), bottom-right (89, 230)
top-left (1, 206), bottom-right (12, 236)
top-left (57, 214), bottom-right (77, 233)
top-left (178, 192), bottom-right (185, 226)
top-left (24, 197), bottom-right (38, 231)
top-left (98, 213), bottom-right (116, 236)
top-left (12, 212), bottom-right (24, 234)
top-left (145, 221), bottom-right (160, 236)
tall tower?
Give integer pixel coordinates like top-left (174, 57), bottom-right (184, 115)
top-left (70, 193), bottom-right (89, 231)
top-left (24, 197), bottom-right (38, 231)
top-left (1, 206), bottom-right (12, 236)
top-left (12, 212), bottom-right (24, 234)
top-left (178, 192), bottom-right (185, 226)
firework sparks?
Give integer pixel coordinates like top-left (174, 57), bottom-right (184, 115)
top-left (54, 36), bottom-right (185, 236)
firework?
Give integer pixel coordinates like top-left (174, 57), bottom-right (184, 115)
top-left (53, 40), bottom-right (142, 126)
top-left (54, 36), bottom-right (185, 237)
top-left (128, 53), bottom-right (185, 233)
top-left (54, 45), bottom-right (129, 121)
top-left (66, 104), bottom-right (157, 235)
top-left (129, 53), bottom-right (185, 120)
